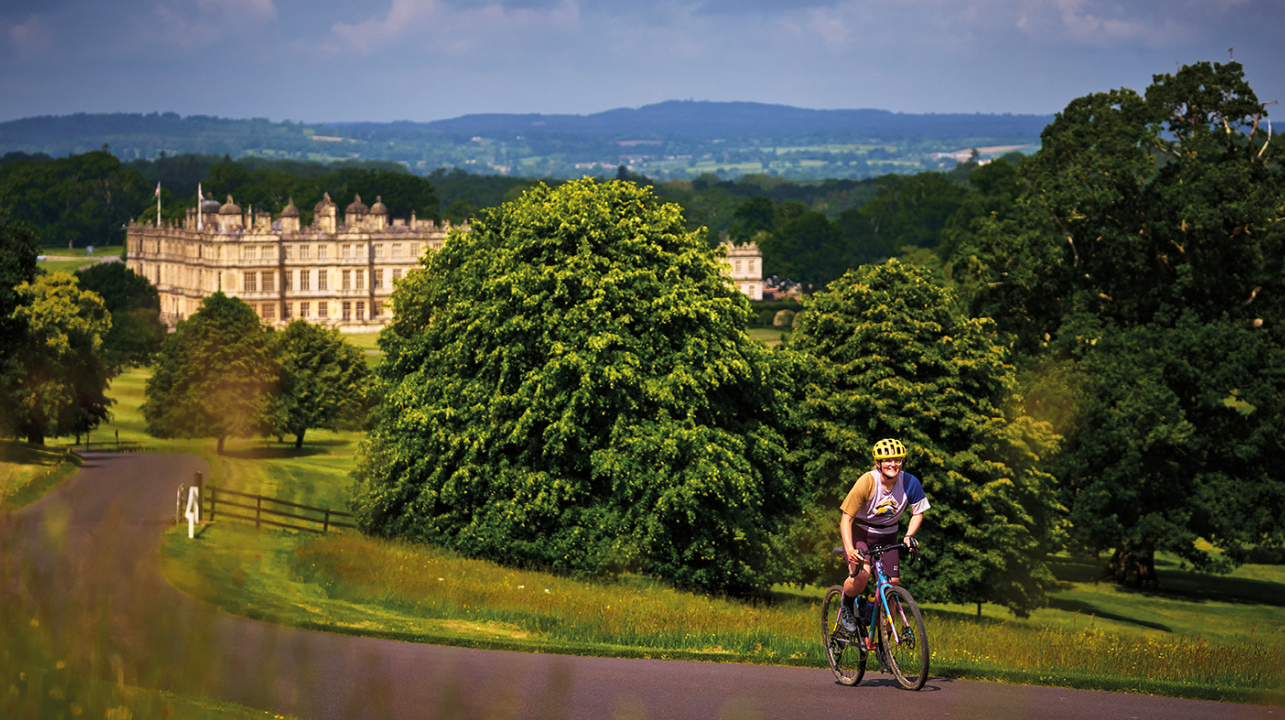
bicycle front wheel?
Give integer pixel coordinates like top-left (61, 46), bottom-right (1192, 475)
top-left (876, 585), bottom-right (929, 690)
top-left (821, 586), bottom-right (865, 686)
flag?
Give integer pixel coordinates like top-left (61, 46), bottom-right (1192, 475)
top-left (155, 182), bottom-right (161, 198)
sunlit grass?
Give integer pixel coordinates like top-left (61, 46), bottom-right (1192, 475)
top-left (0, 442), bottom-right (80, 509)
top-left (161, 523), bottom-right (1285, 705)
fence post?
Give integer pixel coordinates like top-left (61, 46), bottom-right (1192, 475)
top-left (194, 471), bottom-right (204, 495)
top-left (176, 485), bottom-right (186, 525)
top-left (324, 509), bottom-right (331, 532)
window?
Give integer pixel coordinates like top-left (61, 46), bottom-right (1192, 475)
top-left (244, 272), bottom-right (257, 292)
top-left (342, 270), bottom-right (351, 290)
top-left (393, 268), bottom-right (402, 281)
top-left (735, 260), bottom-right (742, 273)
top-left (261, 271), bottom-right (274, 293)
top-left (284, 270), bottom-right (292, 291)
top-left (342, 302), bottom-right (351, 320)
top-left (284, 245), bottom-right (294, 259)
top-left (263, 303), bottom-right (275, 320)
top-left (341, 244), bottom-right (351, 258)
top-left (242, 245), bottom-right (257, 261)
top-left (300, 302), bottom-right (310, 318)
top-left (283, 303), bottom-right (292, 319)
top-left (299, 245), bottom-right (310, 260)
top-left (411, 244), bottom-right (420, 257)
top-left (373, 301), bottom-right (382, 317)
top-left (318, 245), bottom-right (328, 260)
top-left (318, 270), bottom-right (328, 291)
top-left (374, 269), bottom-right (383, 289)
top-left (374, 244), bottom-right (384, 258)
top-left (318, 301), bottom-right (328, 318)
top-left (392, 243), bottom-right (403, 258)
top-left (300, 269), bottom-right (310, 291)
top-left (355, 269), bottom-right (364, 290)
top-left (356, 302), bottom-right (365, 321)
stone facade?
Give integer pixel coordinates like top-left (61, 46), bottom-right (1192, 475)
top-left (127, 194), bottom-right (765, 332)
top-left (721, 240), bottom-right (764, 300)
top-left (126, 193), bottom-right (460, 332)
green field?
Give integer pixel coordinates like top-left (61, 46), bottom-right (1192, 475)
top-left (3, 366), bottom-right (1284, 709)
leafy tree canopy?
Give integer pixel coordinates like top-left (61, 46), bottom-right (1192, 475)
top-left (786, 260), bottom-right (1061, 616)
top-left (269, 320), bottom-right (370, 448)
top-left (0, 151), bottom-right (149, 247)
top-left (141, 292), bottom-right (280, 453)
top-left (2, 273), bottom-right (113, 444)
top-left (74, 261), bottom-right (166, 368)
top-left (352, 178), bottom-right (805, 594)
top-left (958, 61), bottom-right (1285, 587)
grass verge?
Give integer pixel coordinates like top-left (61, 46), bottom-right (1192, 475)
top-left (0, 441), bottom-right (81, 510)
top-left (161, 522), bottom-right (1285, 707)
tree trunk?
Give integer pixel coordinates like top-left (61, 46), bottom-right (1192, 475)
top-left (294, 432), bottom-right (305, 449)
top-left (27, 429), bottom-right (45, 445)
top-left (217, 435), bottom-right (225, 454)
top-left (1104, 539), bottom-right (1159, 589)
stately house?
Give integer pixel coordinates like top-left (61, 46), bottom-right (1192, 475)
top-left (127, 192), bottom-right (764, 331)
top-left (126, 193), bottom-right (456, 331)
top-left (723, 240), bottom-right (763, 300)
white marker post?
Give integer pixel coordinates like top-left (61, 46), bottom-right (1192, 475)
top-left (185, 485), bottom-right (201, 539)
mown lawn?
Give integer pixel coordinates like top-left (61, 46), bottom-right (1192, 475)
top-left (5, 366), bottom-right (1284, 709)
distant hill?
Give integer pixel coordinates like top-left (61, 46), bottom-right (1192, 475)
top-left (399, 100), bottom-right (1053, 140)
top-left (0, 103), bottom-right (1052, 181)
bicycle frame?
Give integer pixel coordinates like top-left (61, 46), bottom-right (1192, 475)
top-left (833, 543), bottom-right (912, 662)
top-left (824, 541), bottom-right (929, 689)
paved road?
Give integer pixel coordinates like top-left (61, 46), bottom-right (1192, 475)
top-left (6, 452), bottom-right (1281, 720)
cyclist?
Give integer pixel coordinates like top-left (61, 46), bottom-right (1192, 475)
top-left (837, 438), bottom-right (929, 638)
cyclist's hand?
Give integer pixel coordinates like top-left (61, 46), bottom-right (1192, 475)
top-left (903, 536), bottom-right (919, 553)
top-left (845, 547), bottom-right (865, 567)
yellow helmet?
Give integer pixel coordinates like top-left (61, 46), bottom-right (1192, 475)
top-left (872, 438), bottom-right (907, 460)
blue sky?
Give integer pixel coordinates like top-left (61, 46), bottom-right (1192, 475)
top-left (2, 0), bottom-right (1281, 123)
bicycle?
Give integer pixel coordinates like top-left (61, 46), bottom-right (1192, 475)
top-left (820, 542), bottom-right (929, 690)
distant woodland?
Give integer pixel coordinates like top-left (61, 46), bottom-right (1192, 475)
top-left (0, 145), bottom-right (1019, 296)
top-left (0, 102), bottom-right (1047, 182)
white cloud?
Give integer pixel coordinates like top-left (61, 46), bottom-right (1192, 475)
top-left (8, 15), bottom-right (53, 57)
top-left (327, 0), bottom-right (582, 56)
top-left (198, 0), bottom-right (278, 20)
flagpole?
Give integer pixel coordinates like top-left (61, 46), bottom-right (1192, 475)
top-left (197, 182), bottom-right (203, 231)
top-left (156, 182), bottom-right (162, 226)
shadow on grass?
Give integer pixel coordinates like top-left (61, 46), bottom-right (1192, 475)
top-left (1044, 597), bottom-right (1173, 632)
top-left (220, 446), bottom-right (329, 460)
top-left (1048, 553), bottom-right (1285, 607)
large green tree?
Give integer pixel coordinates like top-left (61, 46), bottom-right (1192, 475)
top-left (73, 262), bottom-right (166, 368)
top-left (141, 292), bottom-right (280, 453)
top-left (3, 273), bottom-right (113, 445)
top-left (785, 260), bottom-right (1061, 616)
top-left (959, 61), bottom-right (1285, 586)
top-left (351, 178), bottom-right (804, 594)
top-left (269, 320), bottom-right (370, 448)
top-left (0, 151), bottom-right (149, 247)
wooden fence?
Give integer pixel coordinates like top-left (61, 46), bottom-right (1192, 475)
top-left (204, 485), bottom-right (356, 533)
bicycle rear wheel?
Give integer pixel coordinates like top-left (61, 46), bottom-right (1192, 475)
top-left (876, 585), bottom-right (929, 690)
top-left (821, 586), bottom-right (865, 686)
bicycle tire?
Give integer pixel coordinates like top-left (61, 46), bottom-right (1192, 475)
top-left (821, 585), bottom-right (865, 686)
top-left (876, 584), bottom-right (929, 690)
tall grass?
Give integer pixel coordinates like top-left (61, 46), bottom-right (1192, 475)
top-left (296, 531), bottom-right (816, 662)
top-left (161, 522), bottom-right (1285, 705)
top-left (0, 442), bottom-right (80, 510)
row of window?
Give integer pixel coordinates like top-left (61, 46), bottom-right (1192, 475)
top-left (247, 242), bottom-right (423, 261)
top-left (241, 268), bottom-right (406, 293)
top-left (256, 300), bottom-right (383, 322)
